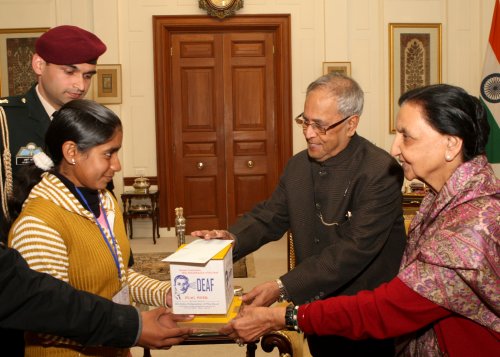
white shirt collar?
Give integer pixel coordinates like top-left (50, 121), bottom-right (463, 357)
top-left (35, 84), bottom-right (57, 119)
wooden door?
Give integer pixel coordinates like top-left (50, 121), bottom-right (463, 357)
top-left (153, 15), bottom-right (292, 231)
top-left (223, 31), bottom-right (278, 225)
top-left (170, 33), bottom-right (227, 230)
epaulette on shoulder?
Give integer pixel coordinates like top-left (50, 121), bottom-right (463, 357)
top-left (0, 96), bottom-right (28, 107)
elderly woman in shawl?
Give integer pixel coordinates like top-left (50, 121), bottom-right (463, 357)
top-left (220, 84), bottom-right (499, 356)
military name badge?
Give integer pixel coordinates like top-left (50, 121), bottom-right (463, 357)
top-left (16, 142), bottom-right (43, 166)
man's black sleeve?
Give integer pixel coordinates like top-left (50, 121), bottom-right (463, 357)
top-left (0, 245), bottom-right (139, 347)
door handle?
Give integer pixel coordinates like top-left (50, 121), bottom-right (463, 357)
top-left (247, 160), bottom-right (254, 168)
top-left (196, 161), bottom-right (205, 170)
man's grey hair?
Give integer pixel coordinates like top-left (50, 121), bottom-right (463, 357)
top-left (306, 72), bottom-right (364, 117)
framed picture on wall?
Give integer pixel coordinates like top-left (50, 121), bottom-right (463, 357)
top-left (389, 23), bottom-right (442, 132)
top-left (0, 28), bottom-right (48, 97)
top-left (92, 64), bottom-right (122, 104)
top-left (323, 62), bottom-right (351, 76)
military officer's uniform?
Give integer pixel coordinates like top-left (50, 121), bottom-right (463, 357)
top-left (0, 85), bottom-right (50, 179)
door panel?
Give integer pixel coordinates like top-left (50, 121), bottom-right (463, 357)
top-left (232, 67), bottom-right (267, 129)
top-left (235, 175), bottom-right (268, 213)
top-left (184, 175), bottom-right (220, 229)
top-left (181, 69), bottom-right (216, 129)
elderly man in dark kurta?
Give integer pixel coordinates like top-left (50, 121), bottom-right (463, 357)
top-left (192, 73), bottom-right (406, 356)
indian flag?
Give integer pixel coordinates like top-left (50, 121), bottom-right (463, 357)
top-left (481, 0), bottom-right (500, 163)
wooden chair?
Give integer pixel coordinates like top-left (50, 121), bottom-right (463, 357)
top-left (260, 232), bottom-right (302, 357)
top-left (402, 192), bottom-right (423, 234)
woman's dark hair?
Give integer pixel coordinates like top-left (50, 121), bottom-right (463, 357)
top-left (3, 99), bottom-right (122, 240)
top-left (398, 84), bottom-right (490, 161)
top-left (46, 99), bottom-right (122, 166)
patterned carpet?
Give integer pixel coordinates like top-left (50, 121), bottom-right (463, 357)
top-left (131, 252), bottom-right (254, 281)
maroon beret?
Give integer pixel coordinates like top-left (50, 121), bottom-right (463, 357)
top-left (35, 25), bottom-right (107, 65)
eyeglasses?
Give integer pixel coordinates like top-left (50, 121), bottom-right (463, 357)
top-left (294, 113), bottom-right (352, 135)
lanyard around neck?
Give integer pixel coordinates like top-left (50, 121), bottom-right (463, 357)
top-left (74, 187), bottom-right (122, 279)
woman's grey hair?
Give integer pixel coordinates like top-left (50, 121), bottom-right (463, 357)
top-left (306, 72), bottom-right (364, 117)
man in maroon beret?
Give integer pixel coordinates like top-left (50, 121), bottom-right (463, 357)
top-left (32, 25), bottom-right (106, 108)
top-left (1, 25), bottom-right (110, 231)
top-left (0, 25), bottom-right (107, 188)
top-left (9, 24), bottom-right (106, 109)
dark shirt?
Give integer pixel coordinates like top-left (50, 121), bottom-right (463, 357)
top-left (0, 244), bottom-right (139, 356)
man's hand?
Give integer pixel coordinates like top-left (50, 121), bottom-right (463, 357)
top-left (219, 305), bottom-right (286, 343)
top-left (241, 280), bottom-right (281, 307)
top-left (190, 229), bottom-right (235, 241)
top-left (137, 307), bottom-right (193, 349)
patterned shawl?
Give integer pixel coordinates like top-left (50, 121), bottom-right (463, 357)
top-left (397, 155), bottom-right (500, 355)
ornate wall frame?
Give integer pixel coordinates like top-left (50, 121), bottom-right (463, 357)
top-left (0, 27), bottom-right (48, 97)
top-left (92, 64), bottom-right (122, 104)
top-left (323, 62), bottom-right (351, 76)
top-left (199, 0), bottom-right (244, 19)
top-left (389, 23), bottom-right (442, 132)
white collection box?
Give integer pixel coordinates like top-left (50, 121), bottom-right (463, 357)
top-left (164, 239), bottom-right (234, 315)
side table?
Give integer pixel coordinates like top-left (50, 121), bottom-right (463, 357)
top-left (120, 190), bottom-right (160, 244)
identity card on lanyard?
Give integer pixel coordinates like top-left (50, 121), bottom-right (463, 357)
top-left (75, 187), bottom-right (130, 305)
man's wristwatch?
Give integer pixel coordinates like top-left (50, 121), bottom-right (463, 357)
top-left (276, 278), bottom-right (290, 302)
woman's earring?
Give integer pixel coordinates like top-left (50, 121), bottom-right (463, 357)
top-left (445, 155), bottom-right (452, 162)
top-left (71, 159), bottom-right (76, 165)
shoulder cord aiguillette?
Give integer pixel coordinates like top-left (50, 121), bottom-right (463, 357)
top-left (0, 106), bottom-right (12, 221)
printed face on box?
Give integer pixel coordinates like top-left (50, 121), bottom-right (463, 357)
top-left (167, 240), bottom-right (234, 314)
top-left (174, 274), bottom-right (190, 298)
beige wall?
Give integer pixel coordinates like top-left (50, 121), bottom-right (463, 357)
top-left (1, 0), bottom-right (498, 197)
